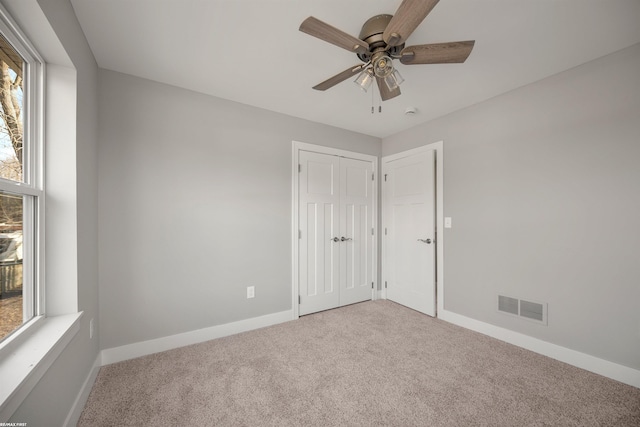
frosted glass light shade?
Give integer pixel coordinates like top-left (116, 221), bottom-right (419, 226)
top-left (354, 69), bottom-right (374, 92)
top-left (384, 69), bottom-right (405, 91)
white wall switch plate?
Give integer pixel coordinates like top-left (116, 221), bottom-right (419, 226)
top-left (444, 217), bottom-right (452, 228)
top-left (247, 286), bottom-right (255, 299)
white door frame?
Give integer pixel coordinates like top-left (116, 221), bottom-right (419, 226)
top-left (382, 141), bottom-right (445, 316)
top-left (292, 141), bottom-right (378, 319)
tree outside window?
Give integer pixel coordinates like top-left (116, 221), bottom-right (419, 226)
top-left (0, 32), bottom-right (24, 342)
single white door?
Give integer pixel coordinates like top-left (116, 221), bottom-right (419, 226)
top-left (339, 157), bottom-right (374, 306)
top-left (299, 151), bottom-right (374, 315)
top-left (383, 149), bottom-right (436, 316)
top-left (299, 151), bottom-right (341, 315)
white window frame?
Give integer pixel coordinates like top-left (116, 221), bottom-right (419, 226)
top-left (0, 3), bottom-right (82, 421)
top-left (0, 2), bottom-right (44, 349)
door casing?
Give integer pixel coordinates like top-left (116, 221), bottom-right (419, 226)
top-left (292, 141), bottom-right (378, 319)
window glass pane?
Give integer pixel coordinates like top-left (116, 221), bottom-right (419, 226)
top-left (0, 192), bottom-right (24, 342)
top-left (0, 33), bottom-right (24, 183)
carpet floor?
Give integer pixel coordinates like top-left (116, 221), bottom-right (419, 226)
top-left (79, 300), bottom-right (640, 426)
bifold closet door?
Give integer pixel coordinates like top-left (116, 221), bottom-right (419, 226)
top-left (299, 151), bottom-right (373, 316)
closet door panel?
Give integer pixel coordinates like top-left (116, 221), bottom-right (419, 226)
top-left (299, 151), bottom-right (340, 315)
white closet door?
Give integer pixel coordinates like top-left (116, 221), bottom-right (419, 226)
top-left (299, 151), bottom-right (374, 316)
top-left (339, 157), bottom-right (374, 306)
top-left (384, 149), bottom-right (436, 316)
top-left (299, 151), bottom-right (340, 315)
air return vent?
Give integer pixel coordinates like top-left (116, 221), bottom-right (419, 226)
top-left (498, 296), bottom-right (519, 315)
top-left (498, 295), bottom-right (547, 325)
top-left (520, 300), bottom-right (544, 322)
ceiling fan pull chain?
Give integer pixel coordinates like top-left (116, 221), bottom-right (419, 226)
top-left (371, 87), bottom-right (374, 114)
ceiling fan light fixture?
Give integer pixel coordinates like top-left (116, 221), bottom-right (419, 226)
top-left (384, 68), bottom-right (405, 91)
top-left (372, 53), bottom-right (394, 78)
top-left (354, 68), bottom-right (374, 92)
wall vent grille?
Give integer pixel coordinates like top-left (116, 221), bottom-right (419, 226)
top-left (497, 295), bottom-right (547, 325)
top-left (498, 295), bottom-right (519, 315)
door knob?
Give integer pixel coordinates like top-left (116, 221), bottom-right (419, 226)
top-left (417, 238), bottom-right (432, 244)
top-left (341, 237), bottom-right (353, 242)
top-left (330, 237), bottom-right (340, 242)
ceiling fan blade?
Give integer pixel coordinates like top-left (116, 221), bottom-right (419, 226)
top-left (376, 76), bottom-right (401, 101)
top-left (383, 0), bottom-right (440, 47)
top-left (313, 64), bottom-right (366, 91)
top-left (400, 41), bottom-right (475, 65)
top-left (300, 17), bottom-right (369, 55)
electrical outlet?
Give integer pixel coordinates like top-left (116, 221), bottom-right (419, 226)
top-left (444, 217), bottom-right (452, 228)
top-left (89, 318), bottom-right (94, 339)
top-left (247, 286), bottom-right (255, 299)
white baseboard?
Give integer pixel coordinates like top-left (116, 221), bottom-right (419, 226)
top-left (63, 352), bottom-right (101, 427)
top-left (101, 310), bottom-right (293, 366)
top-left (439, 309), bottom-right (640, 389)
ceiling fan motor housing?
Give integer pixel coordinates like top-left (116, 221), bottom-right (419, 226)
top-left (357, 14), bottom-right (404, 63)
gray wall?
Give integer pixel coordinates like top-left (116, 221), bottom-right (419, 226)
top-left (98, 70), bottom-right (380, 350)
top-left (383, 43), bottom-right (640, 370)
top-left (6, 2), bottom-right (636, 420)
top-left (8, 0), bottom-right (100, 425)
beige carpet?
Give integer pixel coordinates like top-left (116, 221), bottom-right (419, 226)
top-left (79, 300), bottom-right (640, 426)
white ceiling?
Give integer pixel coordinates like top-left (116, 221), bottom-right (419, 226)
top-left (69, 0), bottom-right (640, 138)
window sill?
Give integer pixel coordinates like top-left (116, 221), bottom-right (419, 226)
top-left (0, 312), bottom-right (82, 421)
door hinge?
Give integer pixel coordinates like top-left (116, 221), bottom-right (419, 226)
top-left (298, 164), bottom-right (301, 173)
top-left (298, 295), bottom-right (301, 304)
top-left (299, 229), bottom-right (302, 239)
top-left (371, 227), bottom-right (374, 236)
top-left (371, 173), bottom-right (374, 181)
top-left (384, 174), bottom-right (387, 182)
top-left (385, 281), bottom-right (388, 289)
top-left (385, 227), bottom-right (388, 235)
top-left (371, 282), bottom-right (374, 289)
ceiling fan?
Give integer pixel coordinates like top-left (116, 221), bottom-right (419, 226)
top-left (299, 0), bottom-right (475, 101)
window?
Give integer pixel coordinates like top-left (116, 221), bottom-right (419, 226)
top-left (0, 14), bottom-right (43, 345)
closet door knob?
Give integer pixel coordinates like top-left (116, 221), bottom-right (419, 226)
top-left (330, 237), bottom-right (340, 242)
top-left (417, 238), bottom-right (432, 244)
top-left (341, 237), bottom-right (353, 242)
